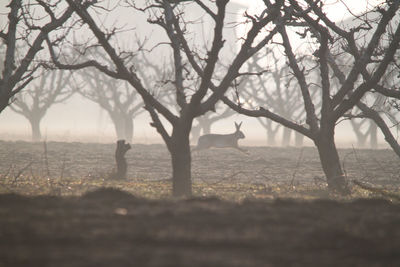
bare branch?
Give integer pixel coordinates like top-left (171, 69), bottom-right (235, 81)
top-left (65, 0), bottom-right (179, 125)
top-left (279, 25), bottom-right (319, 132)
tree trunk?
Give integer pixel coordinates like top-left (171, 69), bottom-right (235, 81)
top-left (294, 131), bottom-right (304, 147)
top-left (265, 119), bottom-right (279, 146)
top-left (124, 116), bottom-right (134, 143)
top-left (369, 121), bottom-right (378, 149)
top-left (266, 127), bottom-right (276, 146)
top-left (112, 115), bottom-right (134, 143)
top-left (202, 121), bottom-right (211, 135)
top-left (29, 116), bottom-right (42, 142)
top-left (112, 117), bottom-right (124, 140)
top-left (114, 140), bottom-right (131, 179)
top-left (0, 93), bottom-right (9, 114)
top-left (191, 124), bottom-right (201, 144)
top-left (281, 127), bottom-right (292, 146)
top-left (357, 136), bottom-right (368, 148)
top-left (350, 120), bottom-right (367, 148)
top-left (169, 124), bottom-right (192, 197)
top-left (315, 127), bottom-right (350, 194)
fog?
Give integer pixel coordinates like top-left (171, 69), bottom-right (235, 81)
top-left (0, 0), bottom-right (390, 147)
top-left (0, 97), bottom-right (377, 147)
top-left (2, 2), bottom-right (400, 264)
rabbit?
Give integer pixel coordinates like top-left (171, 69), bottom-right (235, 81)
top-left (193, 122), bottom-right (248, 153)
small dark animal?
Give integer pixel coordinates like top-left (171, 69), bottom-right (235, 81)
top-left (193, 122), bottom-right (247, 153)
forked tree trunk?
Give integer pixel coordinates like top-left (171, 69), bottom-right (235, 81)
top-left (315, 127), bottom-right (350, 194)
top-left (169, 124), bottom-right (192, 197)
top-left (355, 130), bottom-right (368, 148)
top-left (29, 116), bottom-right (42, 142)
top-left (351, 120), bottom-right (368, 148)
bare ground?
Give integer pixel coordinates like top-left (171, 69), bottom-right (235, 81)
top-left (0, 141), bottom-right (400, 266)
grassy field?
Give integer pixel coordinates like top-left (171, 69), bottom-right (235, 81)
top-left (1, 141), bottom-right (400, 266)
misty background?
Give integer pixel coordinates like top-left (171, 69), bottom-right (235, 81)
top-left (0, 0), bottom-right (390, 147)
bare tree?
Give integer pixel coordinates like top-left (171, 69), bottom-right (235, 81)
top-left (47, 0), bottom-right (283, 196)
top-left (240, 50), bottom-right (318, 146)
top-left (9, 68), bottom-right (73, 141)
top-left (327, 23), bottom-right (400, 154)
top-left (0, 1), bottom-right (74, 113)
top-left (221, 0), bottom-right (400, 194)
top-left (77, 67), bottom-right (144, 143)
top-left (335, 4), bottom-right (400, 151)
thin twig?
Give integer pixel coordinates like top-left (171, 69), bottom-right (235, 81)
top-left (59, 151), bottom-right (67, 179)
top-left (351, 145), bottom-right (369, 180)
top-left (198, 170), bottom-right (247, 187)
top-left (12, 161), bottom-right (34, 185)
top-left (290, 148), bottom-right (304, 187)
top-left (43, 141), bottom-right (51, 177)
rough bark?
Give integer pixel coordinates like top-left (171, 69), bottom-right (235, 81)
top-left (114, 140), bottom-right (131, 180)
top-left (315, 128), bottom-right (350, 194)
top-left (169, 126), bottom-right (192, 197)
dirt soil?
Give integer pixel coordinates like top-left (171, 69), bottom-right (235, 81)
top-left (1, 190), bottom-right (400, 267)
top-left (1, 141), bottom-right (400, 266)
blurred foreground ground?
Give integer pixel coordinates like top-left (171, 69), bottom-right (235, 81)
top-left (1, 190), bottom-right (400, 266)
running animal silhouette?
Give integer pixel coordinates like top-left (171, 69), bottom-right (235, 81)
top-left (193, 122), bottom-right (248, 154)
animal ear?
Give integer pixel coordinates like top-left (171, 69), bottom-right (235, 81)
top-left (238, 121), bottom-right (242, 129)
top-left (234, 122), bottom-right (239, 130)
